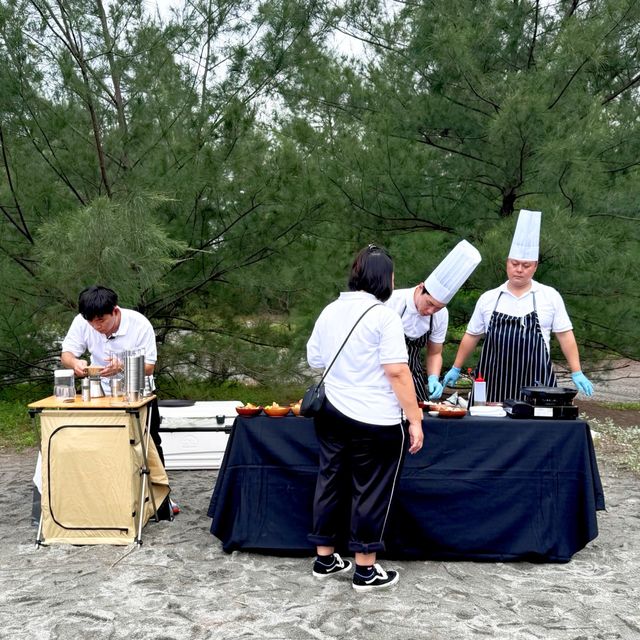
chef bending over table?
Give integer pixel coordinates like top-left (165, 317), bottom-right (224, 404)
top-left (386, 240), bottom-right (481, 402)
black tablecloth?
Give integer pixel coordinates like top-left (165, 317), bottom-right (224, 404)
top-left (207, 415), bottom-right (605, 562)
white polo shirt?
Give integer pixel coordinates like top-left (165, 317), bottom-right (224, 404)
top-left (466, 280), bottom-right (573, 350)
top-left (386, 287), bottom-right (449, 343)
top-left (307, 291), bottom-right (408, 425)
top-left (61, 308), bottom-right (158, 367)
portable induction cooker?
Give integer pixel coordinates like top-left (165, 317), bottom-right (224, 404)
top-left (504, 385), bottom-right (580, 420)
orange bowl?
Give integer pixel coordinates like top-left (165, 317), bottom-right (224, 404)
top-left (236, 406), bottom-right (263, 417)
top-left (264, 405), bottom-right (291, 417)
top-left (290, 404), bottom-right (301, 416)
top-left (419, 402), bottom-right (449, 411)
top-left (437, 407), bottom-right (467, 419)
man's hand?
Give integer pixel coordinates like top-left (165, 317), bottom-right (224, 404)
top-left (427, 374), bottom-right (443, 400)
top-left (442, 366), bottom-right (461, 389)
top-left (71, 359), bottom-right (88, 377)
top-left (571, 371), bottom-right (594, 396)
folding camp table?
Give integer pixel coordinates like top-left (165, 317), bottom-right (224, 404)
top-left (29, 395), bottom-right (170, 547)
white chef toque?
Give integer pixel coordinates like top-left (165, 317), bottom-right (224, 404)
top-left (423, 240), bottom-right (482, 305)
top-left (508, 209), bottom-right (541, 261)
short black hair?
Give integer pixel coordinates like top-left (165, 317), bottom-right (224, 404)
top-left (348, 244), bottom-right (394, 302)
top-left (78, 285), bottom-right (118, 321)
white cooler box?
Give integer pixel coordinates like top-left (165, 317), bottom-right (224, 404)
top-left (158, 400), bottom-right (242, 470)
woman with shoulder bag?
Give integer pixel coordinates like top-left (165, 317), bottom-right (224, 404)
top-left (306, 244), bottom-right (423, 592)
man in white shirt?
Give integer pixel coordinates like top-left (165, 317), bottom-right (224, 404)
top-left (442, 211), bottom-right (593, 403)
top-left (386, 240), bottom-right (482, 402)
top-left (61, 285), bottom-right (165, 462)
top-left (385, 286), bottom-right (448, 401)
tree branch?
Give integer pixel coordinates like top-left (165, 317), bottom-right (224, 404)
top-left (602, 71), bottom-right (640, 105)
top-left (0, 126), bottom-right (33, 243)
top-left (527, 0), bottom-right (540, 69)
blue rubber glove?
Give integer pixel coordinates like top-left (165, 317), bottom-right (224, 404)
top-left (571, 371), bottom-right (594, 397)
top-left (427, 374), bottom-right (444, 400)
top-left (442, 366), bottom-right (461, 389)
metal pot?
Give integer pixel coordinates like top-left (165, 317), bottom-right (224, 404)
top-left (520, 385), bottom-right (577, 406)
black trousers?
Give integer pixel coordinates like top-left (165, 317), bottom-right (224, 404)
top-left (308, 399), bottom-right (407, 555)
top-left (149, 397), bottom-right (173, 520)
top-left (148, 397), bottom-right (164, 466)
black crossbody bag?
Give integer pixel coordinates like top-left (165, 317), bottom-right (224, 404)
top-left (300, 303), bottom-right (380, 418)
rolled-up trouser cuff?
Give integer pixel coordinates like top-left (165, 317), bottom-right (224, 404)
top-left (348, 540), bottom-right (386, 554)
top-left (308, 533), bottom-right (335, 547)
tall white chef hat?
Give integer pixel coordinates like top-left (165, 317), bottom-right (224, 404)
top-left (508, 209), bottom-right (541, 261)
top-left (423, 240), bottom-right (482, 305)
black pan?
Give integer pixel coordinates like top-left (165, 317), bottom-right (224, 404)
top-left (521, 386), bottom-right (577, 406)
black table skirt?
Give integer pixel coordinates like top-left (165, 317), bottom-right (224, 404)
top-left (207, 415), bottom-right (605, 563)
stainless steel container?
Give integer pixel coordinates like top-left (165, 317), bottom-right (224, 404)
top-left (110, 377), bottom-right (123, 399)
top-left (89, 378), bottom-right (105, 398)
top-left (81, 378), bottom-right (91, 402)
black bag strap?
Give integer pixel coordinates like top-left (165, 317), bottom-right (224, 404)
top-left (317, 303), bottom-right (381, 386)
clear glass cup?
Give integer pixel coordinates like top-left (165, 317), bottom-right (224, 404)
top-left (54, 384), bottom-right (75, 401)
top-left (106, 349), bottom-right (124, 374)
top-left (53, 369), bottom-right (75, 401)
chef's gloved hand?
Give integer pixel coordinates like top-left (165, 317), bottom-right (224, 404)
top-left (571, 371), bottom-right (594, 396)
top-left (442, 366), bottom-right (461, 389)
top-left (427, 374), bottom-right (444, 400)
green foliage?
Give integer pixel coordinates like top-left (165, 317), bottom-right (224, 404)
top-left (293, 0), bottom-right (640, 361)
top-left (586, 414), bottom-right (640, 474)
top-left (0, 401), bottom-right (38, 450)
top-left (605, 402), bottom-right (640, 411)
top-left (36, 195), bottom-right (185, 312)
top-left (155, 377), bottom-right (308, 407)
top-left (0, 0), bottom-right (638, 392)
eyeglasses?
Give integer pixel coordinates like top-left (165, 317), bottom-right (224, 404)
top-left (367, 243), bottom-right (379, 252)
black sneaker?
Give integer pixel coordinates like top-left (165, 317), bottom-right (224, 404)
top-left (312, 553), bottom-right (353, 579)
top-left (352, 563), bottom-right (399, 592)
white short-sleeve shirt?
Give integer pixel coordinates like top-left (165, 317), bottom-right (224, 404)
top-left (386, 287), bottom-right (449, 343)
top-left (307, 291), bottom-right (408, 425)
top-left (466, 280), bottom-right (573, 350)
top-left (61, 308), bottom-right (158, 367)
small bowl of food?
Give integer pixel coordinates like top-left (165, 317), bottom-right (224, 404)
top-left (424, 402), bottom-right (445, 411)
top-left (437, 406), bottom-right (467, 419)
top-left (427, 410), bottom-right (440, 418)
top-left (263, 403), bottom-right (291, 417)
top-left (290, 400), bottom-right (303, 416)
top-left (86, 365), bottom-right (103, 377)
top-left (235, 403), bottom-right (263, 417)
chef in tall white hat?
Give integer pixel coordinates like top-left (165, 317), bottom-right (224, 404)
top-left (442, 209), bottom-right (594, 402)
top-left (386, 240), bottom-right (481, 401)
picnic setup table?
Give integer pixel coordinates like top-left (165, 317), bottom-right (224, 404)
top-left (29, 394), bottom-right (169, 546)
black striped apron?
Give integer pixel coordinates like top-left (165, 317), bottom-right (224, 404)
top-left (401, 306), bottom-right (432, 402)
top-left (471, 292), bottom-right (557, 403)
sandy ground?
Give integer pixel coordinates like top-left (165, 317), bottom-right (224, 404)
top-left (0, 453), bottom-right (639, 639)
top-left (1, 362), bottom-right (638, 640)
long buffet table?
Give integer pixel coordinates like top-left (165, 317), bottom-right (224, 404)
top-left (207, 414), bottom-right (605, 562)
